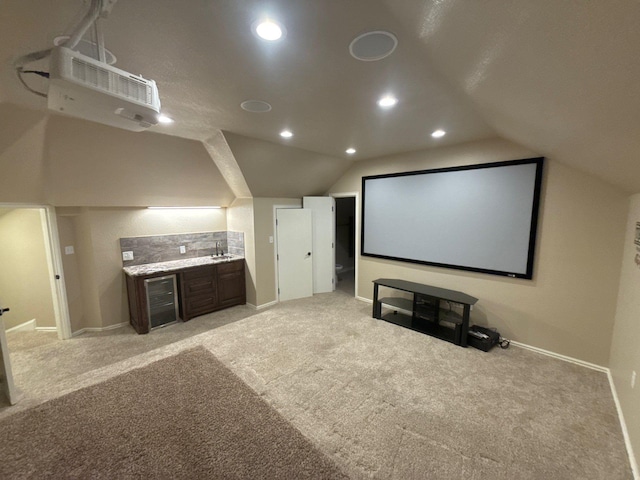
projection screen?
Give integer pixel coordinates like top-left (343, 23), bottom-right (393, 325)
top-left (361, 158), bottom-right (544, 279)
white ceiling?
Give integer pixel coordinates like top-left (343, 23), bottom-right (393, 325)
top-left (2, 0), bottom-right (640, 193)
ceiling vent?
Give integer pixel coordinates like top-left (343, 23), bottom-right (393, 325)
top-left (349, 31), bottom-right (398, 61)
top-left (241, 100), bottom-right (272, 113)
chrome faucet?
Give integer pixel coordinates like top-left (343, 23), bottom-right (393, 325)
top-left (215, 241), bottom-right (220, 256)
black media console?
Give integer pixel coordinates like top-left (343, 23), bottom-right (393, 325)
top-left (372, 279), bottom-right (478, 347)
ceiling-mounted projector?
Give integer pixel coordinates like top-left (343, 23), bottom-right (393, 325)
top-left (47, 46), bottom-right (161, 132)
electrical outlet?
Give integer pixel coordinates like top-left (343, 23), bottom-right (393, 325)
top-left (64, 245), bottom-right (74, 255)
top-left (179, 245), bottom-right (186, 254)
top-left (122, 251), bottom-right (134, 261)
top-left (632, 371), bottom-right (637, 389)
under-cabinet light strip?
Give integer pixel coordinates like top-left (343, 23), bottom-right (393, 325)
top-left (147, 206), bottom-right (222, 209)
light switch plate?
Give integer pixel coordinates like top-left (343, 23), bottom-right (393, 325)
top-left (179, 245), bottom-right (186, 254)
top-left (122, 251), bottom-right (134, 261)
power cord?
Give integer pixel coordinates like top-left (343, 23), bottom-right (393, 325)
top-left (13, 44), bottom-right (53, 98)
top-left (20, 69), bottom-right (50, 78)
top-left (16, 66), bottom-right (49, 98)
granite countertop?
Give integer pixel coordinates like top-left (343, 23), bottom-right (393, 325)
top-left (123, 254), bottom-right (244, 277)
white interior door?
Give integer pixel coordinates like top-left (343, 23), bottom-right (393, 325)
top-left (276, 209), bottom-right (313, 301)
top-left (303, 196), bottom-right (335, 293)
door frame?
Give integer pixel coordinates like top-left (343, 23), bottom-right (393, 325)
top-left (331, 192), bottom-right (360, 298)
top-left (0, 203), bottom-right (72, 340)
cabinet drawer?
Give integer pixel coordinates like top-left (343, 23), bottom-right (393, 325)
top-left (216, 260), bottom-right (243, 274)
top-left (183, 276), bottom-right (216, 296)
top-left (184, 292), bottom-right (218, 316)
top-left (182, 265), bottom-right (216, 281)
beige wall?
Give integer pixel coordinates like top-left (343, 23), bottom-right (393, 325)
top-left (0, 105), bottom-right (48, 204)
top-left (224, 132), bottom-right (352, 198)
top-left (253, 198), bottom-right (302, 306)
top-left (0, 209), bottom-right (55, 330)
top-left (0, 105), bottom-right (236, 209)
top-left (44, 116), bottom-right (235, 207)
top-left (227, 198), bottom-right (257, 306)
top-left (609, 193), bottom-right (640, 465)
top-left (56, 207), bottom-right (227, 331)
top-left (328, 138), bottom-right (627, 366)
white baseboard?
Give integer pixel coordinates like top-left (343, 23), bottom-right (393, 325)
top-left (356, 295), bottom-right (372, 304)
top-left (6, 319), bottom-right (36, 333)
top-left (248, 300), bottom-right (278, 310)
top-left (509, 340), bottom-right (608, 372)
top-left (72, 321), bottom-right (128, 337)
top-left (35, 327), bottom-right (57, 332)
top-left (608, 370), bottom-right (639, 479)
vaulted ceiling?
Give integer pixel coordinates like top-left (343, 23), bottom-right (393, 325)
top-left (2, 0), bottom-right (640, 195)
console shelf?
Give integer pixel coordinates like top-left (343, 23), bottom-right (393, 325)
top-left (373, 279), bottom-right (478, 347)
top-left (378, 297), bottom-right (413, 312)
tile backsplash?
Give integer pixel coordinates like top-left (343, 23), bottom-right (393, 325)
top-left (120, 231), bottom-right (244, 266)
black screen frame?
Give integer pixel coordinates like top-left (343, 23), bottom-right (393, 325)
top-left (360, 157), bottom-right (544, 280)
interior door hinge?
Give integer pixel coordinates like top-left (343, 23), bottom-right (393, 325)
top-left (277, 254), bottom-right (279, 260)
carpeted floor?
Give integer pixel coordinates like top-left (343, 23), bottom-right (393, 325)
top-left (1, 290), bottom-right (634, 479)
top-left (0, 347), bottom-right (348, 479)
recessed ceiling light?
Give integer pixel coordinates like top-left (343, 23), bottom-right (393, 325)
top-left (254, 19), bottom-right (284, 41)
top-left (280, 130), bottom-right (293, 138)
top-left (431, 129), bottom-right (446, 138)
top-left (240, 100), bottom-right (272, 113)
top-left (377, 95), bottom-right (398, 108)
top-left (346, 148), bottom-right (356, 155)
top-left (158, 114), bottom-right (174, 124)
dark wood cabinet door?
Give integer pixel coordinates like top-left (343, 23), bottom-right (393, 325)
top-left (217, 260), bottom-right (246, 307)
top-left (180, 265), bottom-right (218, 320)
